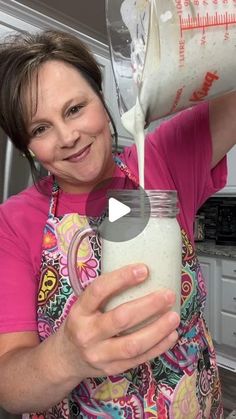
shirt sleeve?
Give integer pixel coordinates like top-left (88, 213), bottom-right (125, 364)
top-left (121, 102), bottom-right (227, 241)
top-left (0, 197), bottom-right (39, 333)
top-left (146, 102), bottom-right (227, 216)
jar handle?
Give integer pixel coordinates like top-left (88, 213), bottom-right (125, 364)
top-left (68, 226), bottom-right (98, 295)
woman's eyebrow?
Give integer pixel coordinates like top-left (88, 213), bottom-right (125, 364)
top-left (29, 97), bottom-right (78, 126)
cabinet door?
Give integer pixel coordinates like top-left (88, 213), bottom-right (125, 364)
top-left (219, 259), bottom-right (236, 348)
top-left (220, 312), bottom-right (236, 348)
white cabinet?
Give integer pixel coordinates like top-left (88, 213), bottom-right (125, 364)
top-left (221, 278), bottom-right (236, 313)
top-left (221, 312), bottom-right (236, 347)
top-left (218, 260), bottom-right (236, 350)
top-left (199, 255), bottom-right (236, 370)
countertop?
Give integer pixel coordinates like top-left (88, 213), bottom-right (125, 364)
top-left (195, 241), bottom-right (236, 259)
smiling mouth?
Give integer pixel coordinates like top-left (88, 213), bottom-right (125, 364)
top-left (65, 144), bottom-right (92, 162)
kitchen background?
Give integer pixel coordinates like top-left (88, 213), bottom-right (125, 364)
top-left (0, 0), bottom-right (235, 418)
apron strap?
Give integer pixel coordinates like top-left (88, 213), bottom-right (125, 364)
top-left (113, 155), bottom-right (139, 186)
top-left (49, 176), bottom-right (60, 218)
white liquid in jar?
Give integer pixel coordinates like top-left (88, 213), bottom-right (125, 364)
top-left (102, 217), bottom-right (182, 327)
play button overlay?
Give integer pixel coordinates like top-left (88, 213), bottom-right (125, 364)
top-left (108, 197), bottom-right (131, 222)
top-left (86, 178), bottom-right (151, 242)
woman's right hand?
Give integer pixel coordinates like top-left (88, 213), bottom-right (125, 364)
top-left (0, 264), bottom-right (180, 413)
top-left (59, 264), bottom-right (180, 382)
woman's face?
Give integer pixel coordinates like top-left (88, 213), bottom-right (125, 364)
top-left (27, 60), bottom-right (115, 193)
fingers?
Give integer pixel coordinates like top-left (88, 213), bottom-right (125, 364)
top-left (105, 330), bottom-right (179, 376)
top-left (78, 264), bottom-right (149, 314)
top-left (114, 310), bottom-right (180, 360)
top-left (92, 288), bottom-right (177, 339)
top-left (80, 320), bottom-right (179, 377)
top-left (89, 310), bottom-right (180, 365)
top-left (65, 265), bottom-right (181, 381)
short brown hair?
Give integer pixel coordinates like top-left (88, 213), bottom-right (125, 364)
top-left (0, 29), bottom-right (117, 181)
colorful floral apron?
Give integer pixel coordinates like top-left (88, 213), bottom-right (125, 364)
top-left (32, 156), bottom-right (224, 418)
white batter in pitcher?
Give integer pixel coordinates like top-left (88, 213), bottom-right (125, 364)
top-left (118, 0), bottom-right (236, 188)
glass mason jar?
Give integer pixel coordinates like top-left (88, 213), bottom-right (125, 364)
top-left (67, 190), bottom-right (182, 327)
top-left (101, 190), bottom-right (182, 317)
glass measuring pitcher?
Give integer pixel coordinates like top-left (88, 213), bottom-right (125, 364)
top-left (106, 0), bottom-right (236, 130)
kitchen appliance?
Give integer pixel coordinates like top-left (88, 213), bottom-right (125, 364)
top-left (199, 201), bottom-right (219, 241)
top-left (216, 203), bottom-right (236, 246)
top-left (0, 130), bottom-right (46, 203)
top-left (196, 197), bottom-right (236, 245)
top-left (194, 214), bottom-right (205, 242)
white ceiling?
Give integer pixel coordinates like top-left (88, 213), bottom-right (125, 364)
top-left (15, 0), bottom-right (108, 44)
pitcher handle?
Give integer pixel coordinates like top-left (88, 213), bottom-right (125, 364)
top-left (68, 226), bottom-right (98, 296)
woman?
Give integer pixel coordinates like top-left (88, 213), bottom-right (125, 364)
top-left (0, 30), bottom-right (235, 418)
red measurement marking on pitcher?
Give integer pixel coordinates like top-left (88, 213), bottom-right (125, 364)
top-left (180, 12), bottom-right (236, 37)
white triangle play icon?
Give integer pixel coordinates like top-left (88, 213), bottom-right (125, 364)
top-left (108, 197), bottom-right (131, 223)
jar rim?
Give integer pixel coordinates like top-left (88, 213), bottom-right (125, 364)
top-left (106, 189), bottom-right (179, 217)
top-left (106, 189), bottom-right (178, 195)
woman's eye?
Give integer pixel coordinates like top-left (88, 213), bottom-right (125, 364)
top-left (32, 126), bottom-right (47, 137)
top-left (68, 105), bottom-right (82, 116)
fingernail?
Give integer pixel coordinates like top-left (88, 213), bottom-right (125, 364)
top-left (165, 290), bottom-right (176, 306)
top-left (133, 265), bottom-right (148, 280)
top-left (168, 312), bottom-right (180, 327)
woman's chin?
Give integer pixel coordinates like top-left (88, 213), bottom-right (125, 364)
top-left (55, 157), bottom-right (114, 193)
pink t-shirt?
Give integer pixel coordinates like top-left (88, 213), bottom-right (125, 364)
top-left (0, 103), bottom-right (227, 333)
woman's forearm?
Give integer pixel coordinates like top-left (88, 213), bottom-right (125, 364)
top-left (0, 330), bottom-right (81, 414)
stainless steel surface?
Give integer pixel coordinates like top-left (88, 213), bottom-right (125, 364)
top-left (3, 139), bottom-right (14, 202)
top-left (0, 131), bottom-right (33, 203)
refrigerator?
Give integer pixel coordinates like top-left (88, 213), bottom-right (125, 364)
top-left (0, 128), bottom-right (47, 204)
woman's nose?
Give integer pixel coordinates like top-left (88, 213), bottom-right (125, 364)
top-left (57, 122), bottom-right (80, 148)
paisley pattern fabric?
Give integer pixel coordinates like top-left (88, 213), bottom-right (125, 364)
top-left (30, 157), bottom-right (223, 418)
